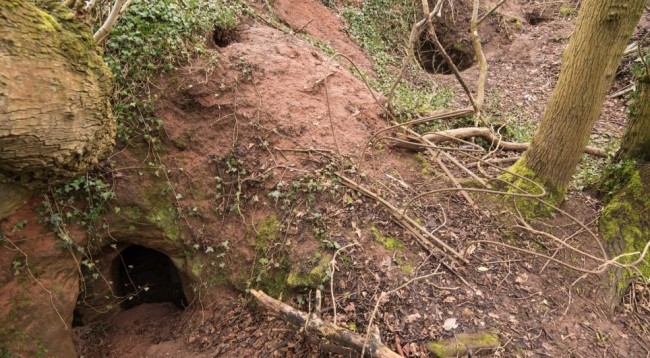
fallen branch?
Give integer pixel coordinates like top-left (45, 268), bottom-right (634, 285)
top-left (394, 127), bottom-right (607, 158)
top-left (250, 289), bottom-right (402, 358)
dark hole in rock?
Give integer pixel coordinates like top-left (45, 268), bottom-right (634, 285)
top-left (212, 26), bottom-right (238, 47)
top-left (416, 31), bottom-right (474, 74)
top-left (115, 245), bottom-right (188, 310)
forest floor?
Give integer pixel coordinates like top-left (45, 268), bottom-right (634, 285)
top-left (73, 0), bottom-right (650, 357)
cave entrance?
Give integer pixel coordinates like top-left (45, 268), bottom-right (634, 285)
top-left (113, 245), bottom-right (188, 310)
top-left (415, 31), bottom-right (474, 75)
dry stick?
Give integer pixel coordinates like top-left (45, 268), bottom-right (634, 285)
top-left (250, 289), bottom-right (402, 358)
top-left (470, 0), bottom-right (488, 124)
top-left (337, 173), bottom-right (468, 264)
top-left (539, 225), bottom-right (588, 274)
top-left (329, 243), bottom-right (359, 326)
top-left (513, 221), bottom-right (605, 264)
top-left (3, 238), bottom-right (67, 329)
top-left (426, 18), bottom-right (478, 112)
top-left (386, 0), bottom-right (443, 112)
top-left (394, 127), bottom-right (608, 157)
top-left (476, 127), bottom-right (506, 178)
top-left (460, 149), bottom-right (610, 260)
top-left (466, 239), bottom-right (650, 275)
top-left (379, 136), bottom-right (483, 153)
top-left (361, 269), bottom-right (442, 357)
top-left (525, 198), bottom-right (608, 260)
top-left (477, 0), bottom-right (507, 26)
top-left (322, 72), bottom-right (342, 159)
top-left (94, 0), bottom-right (127, 44)
top-left (403, 127), bottom-right (480, 206)
top-left (356, 106), bottom-right (474, 175)
top-left (467, 157), bottom-right (518, 167)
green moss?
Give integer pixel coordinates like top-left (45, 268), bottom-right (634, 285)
top-left (371, 226), bottom-right (404, 250)
top-left (599, 166), bottom-right (650, 281)
top-left (142, 184), bottom-right (180, 242)
top-left (255, 215), bottom-right (281, 248)
top-left (122, 206), bottom-right (144, 220)
top-left (35, 9), bottom-right (60, 32)
top-left (497, 159), bottom-right (564, 217)
top-left (414, 153), bottom-right (433, 175)
top-left (427, 332), bottom-right (499, 357)
top-left (559, 5), bottom-right (577, 17)
top-left (287, 253), bottom-right (332, 288)
top-left (399, 261), bottom-right (415, 274)
top-left (252, 214), bottom-right (291, 297)
top-left (509, 16), bottom-right (522, 30)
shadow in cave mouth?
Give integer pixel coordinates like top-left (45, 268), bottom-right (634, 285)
top-left (115, 245), bottom-right (188, 310)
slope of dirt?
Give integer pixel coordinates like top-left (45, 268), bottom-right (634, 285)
top-left (65, 1), bottom-right (650, 357)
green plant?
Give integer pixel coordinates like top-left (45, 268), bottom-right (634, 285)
top-left (103, 0), bottom-right (244, 142)
top-left (41, 174), bottom-right (115, 233)
top-left (340, 0), bottom-right (452, 118)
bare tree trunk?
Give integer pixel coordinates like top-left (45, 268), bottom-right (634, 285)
top-left (510, 0), bottom-right (645, 196)
top-left (0, 1), bottom-right (115, 218)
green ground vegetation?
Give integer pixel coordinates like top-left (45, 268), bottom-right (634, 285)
top-left (340, 0), bottom-right (452, 118)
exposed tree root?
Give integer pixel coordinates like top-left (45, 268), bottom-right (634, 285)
top-left (394, 127), bottom-right (608, 158)
top-left (250, 289), bottom-right (402, 358)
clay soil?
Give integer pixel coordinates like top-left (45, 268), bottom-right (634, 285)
top-left (67, 0), bottom-right (650, 357)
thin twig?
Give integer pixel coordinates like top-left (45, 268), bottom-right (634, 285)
top-left (329, 243), bottom-right (359, 326)
top-left (477, 0), bottom-right (507, 26)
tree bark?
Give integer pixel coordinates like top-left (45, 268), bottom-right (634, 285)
top-left (0, 1), bottom-right (115, 217)
top-left (600, 67), bottom-right (650, 305)
top-left (620, 74), bottom-right (650, 160)
top-left (511, 0), bottom-right (645, 195)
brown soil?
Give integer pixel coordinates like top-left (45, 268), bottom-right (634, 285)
top-left (4, 0), bottom-right (650, 357)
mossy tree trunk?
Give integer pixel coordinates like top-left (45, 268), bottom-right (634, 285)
top-left (620, 74), bottom-right (650, 160)
top-left (599, 68), bottom-right (650, 305)
top-left (504, 0), bottom-right (645, 199)
top-left (0, 1), bottom-right (115, 218)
